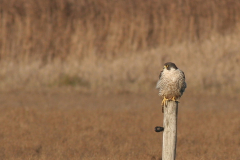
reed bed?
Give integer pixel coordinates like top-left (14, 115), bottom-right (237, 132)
top-left (0, 0), bottom-right (240, 94)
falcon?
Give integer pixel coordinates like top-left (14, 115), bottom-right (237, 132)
top-left (156, 62), bottom-right (186, 108)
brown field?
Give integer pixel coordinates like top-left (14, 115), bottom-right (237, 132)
top-left (0, 90), bottom-right (239, 160)
top-left (0, 1), bottom-right (240, 159)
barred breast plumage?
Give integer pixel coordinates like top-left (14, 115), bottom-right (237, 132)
top-left (156, 62), bottom-right (186, 101)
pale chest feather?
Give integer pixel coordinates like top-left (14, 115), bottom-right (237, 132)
top-left (156, 69), bottom-right (185, 93)
top-left (161, 69), bottom-right (183, 84)
top-left (163, 70), bottom-right (181, 82)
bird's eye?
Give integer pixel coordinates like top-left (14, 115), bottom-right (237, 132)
top-left (166, 65), bottom-right (169, 68)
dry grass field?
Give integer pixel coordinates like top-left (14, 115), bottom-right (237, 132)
top-left (0, 0), bottom-right (240, 95)
top-left (0, 90), bottom-right (239, 160)
top-left (0, 1), bottom-right (240, 159)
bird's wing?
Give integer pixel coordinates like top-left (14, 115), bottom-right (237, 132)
top-left (156, 70), bottom-right (163, 89)
top-left (180, 71), bottom-right (187, 93)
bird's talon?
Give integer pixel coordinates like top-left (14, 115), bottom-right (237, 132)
top-left (161, 96), bottom-right (169, 107)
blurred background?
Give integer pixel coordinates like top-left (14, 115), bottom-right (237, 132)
top-left (0, 0), bottom-right (240, 159)
top-left (0, 0), bottom-right (240, 94)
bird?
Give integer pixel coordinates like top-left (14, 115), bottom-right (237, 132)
top-left (156, 62), bottom-right (186, 111)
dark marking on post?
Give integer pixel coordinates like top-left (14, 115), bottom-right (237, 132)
top-left (155, 126), bottom-right (164, 132)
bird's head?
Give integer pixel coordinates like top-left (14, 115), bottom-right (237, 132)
top-left (163, 62), bottom-right (178, 70)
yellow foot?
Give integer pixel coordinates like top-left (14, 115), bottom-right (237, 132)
top-left (171, 97), bottom-right (179, 103)
top-left (161, 96), bottom-right (169, 106)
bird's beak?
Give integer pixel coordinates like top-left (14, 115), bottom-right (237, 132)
top-left (164, 66), bottom-right (167, 69)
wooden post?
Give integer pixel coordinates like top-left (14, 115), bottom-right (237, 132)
top-left (162, 101), bottom-right (178, 160)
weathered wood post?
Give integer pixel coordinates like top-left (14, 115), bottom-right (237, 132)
top-left (162, 100), bottom-right (178, 160)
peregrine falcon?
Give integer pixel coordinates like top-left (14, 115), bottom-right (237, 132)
top-left (156, 62), bottom-right (186, 108)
